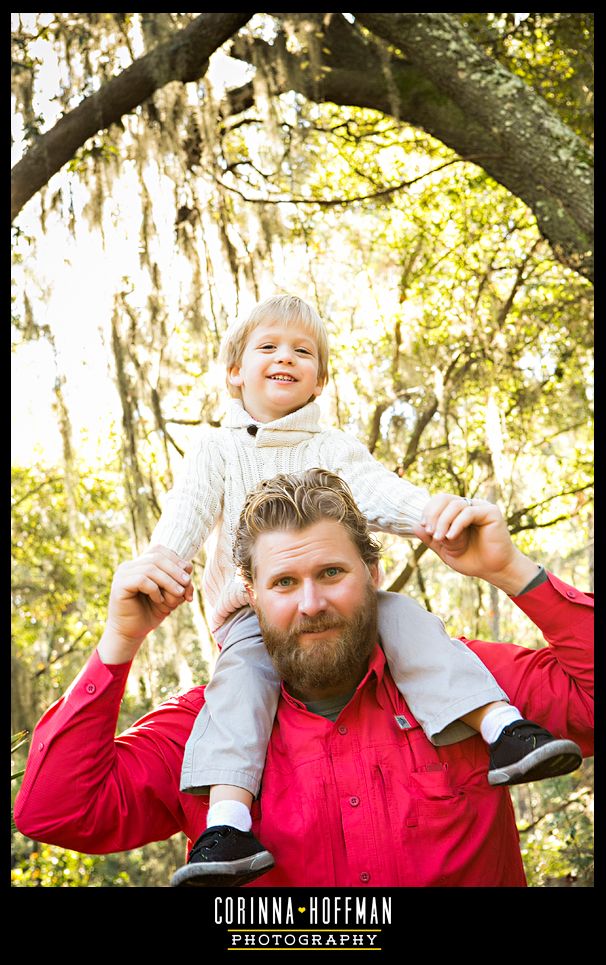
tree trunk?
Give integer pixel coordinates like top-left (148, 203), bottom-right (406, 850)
top-left (228, 13), bottom-right (593, 282)
top-left (355, 13), bottom-right (593, 282)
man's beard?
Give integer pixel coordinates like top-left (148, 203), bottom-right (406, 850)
top-left (257, 580), bottom-right (378, 696)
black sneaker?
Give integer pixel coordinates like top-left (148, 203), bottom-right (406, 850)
top-left (170, 826), bottom-right (275, 887)
top-left (488, 719), bottom-right (582, 786)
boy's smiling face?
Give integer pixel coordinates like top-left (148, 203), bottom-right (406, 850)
top-left (228, 323), bottom-right (324, 423)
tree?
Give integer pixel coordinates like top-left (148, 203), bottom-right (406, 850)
top-left (11, 12), bottom-right (593, 886)
top-left (12, 12), bottom-right (593, 281)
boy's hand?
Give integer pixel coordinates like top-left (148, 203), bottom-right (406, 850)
top-left (419, 493), bottom-right (477, 547)
top-left (98, 545), bottom-right (194, 664)
top-left (413, 495), bottom-right (539, 594)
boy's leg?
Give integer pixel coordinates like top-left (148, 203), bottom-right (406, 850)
top-left (180, 606), bottom-right (280, 796)
top-left (377, 591), bottom-right (582, 783)
top-left (377, 590), bottom-right (508, 744)
top-left (172, 607), bottom-right (280, 888)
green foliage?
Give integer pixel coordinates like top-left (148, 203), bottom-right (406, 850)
top-left (11, 731), bottom-right (30, 835)
top-left (513, 759), bottom-right (594, 886)
top-left (11, 12), bottom-right (593, 886)
top-left (11, 461), bottom-right (132, 721)
top-left (460, 13), bottom-right (593, 142)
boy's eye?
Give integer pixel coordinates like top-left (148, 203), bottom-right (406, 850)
top-left (259, 343), bottom-right (275, 350)
top-left (296, 347), bottom-right (312, 355)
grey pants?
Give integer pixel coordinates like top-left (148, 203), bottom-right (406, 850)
top-left (180, 590), bottom-right (508, 796)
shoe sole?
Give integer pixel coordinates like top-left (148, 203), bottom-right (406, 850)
top-left (170, 850), bottom-right (275, 888)
top-left (488, 739), bottom-right (582, 786)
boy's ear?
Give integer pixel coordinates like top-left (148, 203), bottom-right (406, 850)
top-left (228, 365), bottom-right (244, 387)
top-left (313, 373), bottom-right (327, 397)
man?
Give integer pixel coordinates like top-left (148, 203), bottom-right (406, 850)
top-left (14, 470), bottom-right (593, 887)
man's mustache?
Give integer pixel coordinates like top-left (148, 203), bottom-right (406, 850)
top-left (291, 616), bottom-right (346, 635)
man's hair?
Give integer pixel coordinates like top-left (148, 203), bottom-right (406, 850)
top-left (234, 468), bottom-right (381, 584)
top-left (219, 295), bottom-right (330, 398)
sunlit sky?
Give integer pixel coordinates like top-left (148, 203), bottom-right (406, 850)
top-left (11, 17), bottom-right (253, 466)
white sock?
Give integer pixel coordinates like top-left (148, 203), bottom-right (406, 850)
top-left (206, 800), bottom-right (252, 832)
top-left (480, 704), bottom-right (523, 745)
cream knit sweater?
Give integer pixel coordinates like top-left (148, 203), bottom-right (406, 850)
top-left (150, 399), bottom-right (429, 630)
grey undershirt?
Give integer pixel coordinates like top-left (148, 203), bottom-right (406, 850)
top-left (301, 566), bottom-right (548, 720)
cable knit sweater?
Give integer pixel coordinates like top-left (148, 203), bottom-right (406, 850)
top-left (150, 400), bottom-right (429, 630)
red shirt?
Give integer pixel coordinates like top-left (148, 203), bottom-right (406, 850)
top-left (14, 573), bottom-right (593, 887)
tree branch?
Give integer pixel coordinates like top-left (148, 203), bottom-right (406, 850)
top-left (213, 157), bottom-right (474, 207)
top-left (354, 13), bottom-right (593, 281)
top-left (33, 629), bottom-right (89, 677)
top-left (518, 790), bottom-right (592, 834)
top-left (12, 476), bottom-right (61, 508)
top-left (507, 482), bottom-right (594, 529)
top-left (386, 542), bottom-right (430, 593)
top-left (11, 13), bottom-right (252, 220)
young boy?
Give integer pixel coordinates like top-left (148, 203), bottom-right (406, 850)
top-left (149, 294), bottom-right (581, 887)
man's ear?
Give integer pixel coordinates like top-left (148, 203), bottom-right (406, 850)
top-left (245, 583), bottom-right (257, 608)
top-left (368, 562), bottom-right (381, 589)
top-left (228, 365), bottom-right (244, 387)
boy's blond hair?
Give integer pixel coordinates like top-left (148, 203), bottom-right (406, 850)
top-left (220, 295), bottom-right (330, 399)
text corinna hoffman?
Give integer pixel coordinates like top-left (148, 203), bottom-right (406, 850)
top-left (214, 895), bottom-right (392, 926)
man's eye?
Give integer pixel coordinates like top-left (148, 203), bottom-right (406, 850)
top-left (275, 577), bottom-right (294, 587)
top-left (324, 567), bottom-right (342, 578)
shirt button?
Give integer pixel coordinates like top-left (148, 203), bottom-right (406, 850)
top-left (86, 683), bottom-right (96, 694)
top-left (338, 725), bottom-right (348, 735)
top-left (566, 590), bottom-right (576, 599)
top-left (247, 425), bottom-right (258, 436)
top-left (38, 742), bottom-right (44, 751)
top-left (360, 872), bottom-right (371, 883)
top-left (349, 796), bottom-right (360, 807)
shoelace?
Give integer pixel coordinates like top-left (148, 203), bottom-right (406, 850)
top-left (189, 826), bottom-right (231, 861)
top-left (508, 724), bottom-right (539, 748)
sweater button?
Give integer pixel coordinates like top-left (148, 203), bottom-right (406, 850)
top-left (566, 589), bottom-right (576, 598)
top-left (349, 796), bottom-right (360, 807)
top-left (338, 725), bottom-right (348, 735)
top-left (38, 742), bottom-right (44, 751)
top-left (86, 683), bottom-right (96, 694)
top-left (360, 872), bottom-right (370, 883)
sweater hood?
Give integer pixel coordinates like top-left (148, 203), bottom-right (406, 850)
top-left (224, 399), bottom-right (324, 447)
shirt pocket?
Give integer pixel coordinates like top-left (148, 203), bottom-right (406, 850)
top-left (406, 763), bottom-right (476, 885)
top-left (407, 762), bottom-right (465, 828)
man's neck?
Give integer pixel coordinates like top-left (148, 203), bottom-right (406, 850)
top-left (285, 665), bottom-right (367, 704)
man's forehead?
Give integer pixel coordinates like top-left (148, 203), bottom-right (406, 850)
top-left (253, 520), bottom-right (361, 573)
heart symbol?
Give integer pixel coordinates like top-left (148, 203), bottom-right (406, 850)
top-left (298, 907), bottom-right (306, 913)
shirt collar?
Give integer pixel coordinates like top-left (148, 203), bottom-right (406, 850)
top-left (224, 399), bottom-right (323, 447)
top-left (279, 643), bottom-right (387, 713)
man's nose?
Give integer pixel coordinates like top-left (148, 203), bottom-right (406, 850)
top-left (298, 580), bottom-right (327, 616)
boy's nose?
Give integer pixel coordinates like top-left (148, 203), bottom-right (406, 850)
top-left (275, 345), bottom-right (295, 363)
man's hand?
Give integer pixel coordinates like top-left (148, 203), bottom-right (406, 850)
top-left (97, 545), bottom-right (194, 664)
top-left (414, 495), bottom-right (539, 595)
